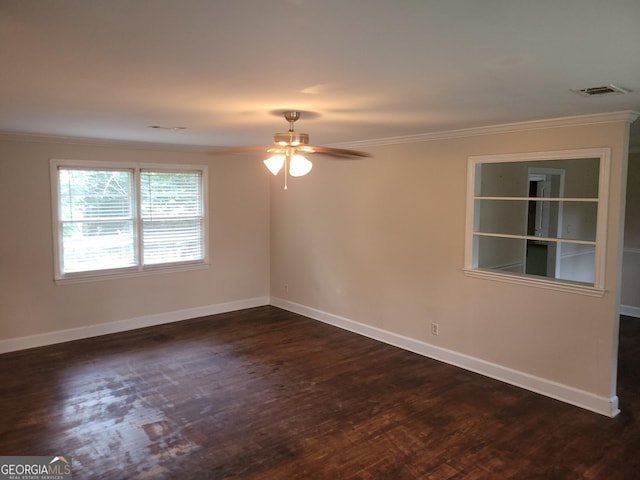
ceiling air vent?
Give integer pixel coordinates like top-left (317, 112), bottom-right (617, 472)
top-left (575, 84), bottom-right (630, 97)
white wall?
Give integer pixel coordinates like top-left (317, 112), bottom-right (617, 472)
top-left (622, 152), bottom-right (640, 316)
top-left (0, 136), bottom-right (271, 350)
top-left (269, 120), bottom-right (631, 416)
top-left (0, 116), bottom-right (634, 417)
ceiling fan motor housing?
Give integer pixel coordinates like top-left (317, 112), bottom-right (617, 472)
top-left (274, 131), bottom-right (310, 146)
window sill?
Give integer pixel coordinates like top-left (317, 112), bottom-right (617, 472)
top-left (54, 261), bottom-right (209, 285)
top-left (462, 268), bottom-right (606, 297)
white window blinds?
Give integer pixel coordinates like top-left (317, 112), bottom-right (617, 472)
top-left (140, 170), bottom-right (204, 265)
top-left (58, 168), bottom-right (136, 273)
top-left (52, 161), bottom-right (208, 280)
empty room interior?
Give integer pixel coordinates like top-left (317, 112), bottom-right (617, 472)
top-left (1, 1), bottom-right (640, 478)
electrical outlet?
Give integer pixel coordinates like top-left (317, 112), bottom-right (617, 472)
top-left (431, 322), bottom-right (439, 336)
top-left (284, 284), bottom-right (289, 294)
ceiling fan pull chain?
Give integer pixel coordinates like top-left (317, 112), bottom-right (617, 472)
top-left (284, 154), bottom-right (288, 190)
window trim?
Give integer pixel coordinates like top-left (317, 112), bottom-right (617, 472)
top-left (463, 148), bottom-right (610, 297)
top-left (50, 159), bottom-right (209, 284)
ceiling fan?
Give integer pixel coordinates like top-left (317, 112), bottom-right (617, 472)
top-left (209, 111), bottom-right (370, 189)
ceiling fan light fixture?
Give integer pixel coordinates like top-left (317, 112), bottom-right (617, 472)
top-left (264, 154), bottom-right (284, 175)
top-left (289, 154), bottom-right (313, 177)
top-left (209, 110), bottom-right (369, 189)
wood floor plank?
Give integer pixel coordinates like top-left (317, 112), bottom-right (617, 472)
top-left (1, 307), bottom-right (639, 479)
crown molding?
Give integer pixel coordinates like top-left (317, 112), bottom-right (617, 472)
top-left (329, 110), bottom-right (640, 149)
top-left (1, 111), bottom-right (638, 151)
top-left (0, 131), bottom-right (212, 153)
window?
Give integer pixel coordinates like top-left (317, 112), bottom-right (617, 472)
top-left (464, 148), bottom-right (610, 296)
top-left (51, 160), bottom-right (208, 282)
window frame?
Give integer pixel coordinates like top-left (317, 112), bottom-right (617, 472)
top-left (463, 148), bottom-right (610, 297)
top-left (50, 159), bottom-right (209, 283)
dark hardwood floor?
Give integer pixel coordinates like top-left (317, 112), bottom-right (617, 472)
top-left (1, 306), bottom-right (639, 479)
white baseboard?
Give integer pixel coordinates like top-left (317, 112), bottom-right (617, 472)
top-left (621, 305), bottom-right (640, 319)
top-left (270, 297), bottom-right (619, 418)
top-left (0, 296), bottom-right (269, 354)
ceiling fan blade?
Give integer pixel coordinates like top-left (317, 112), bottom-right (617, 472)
top-left (208, 144), bottom-right (370, 159)
top-left (296, 145), bottom-right (371, 159)
top-left (208, 112), bottom-right (371, 161)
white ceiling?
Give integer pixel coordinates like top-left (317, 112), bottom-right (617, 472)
top-left (1, 0), bottom-right (639, 148)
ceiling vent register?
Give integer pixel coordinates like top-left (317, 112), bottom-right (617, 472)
top-left (575, 84), bottom-right (630, 97)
